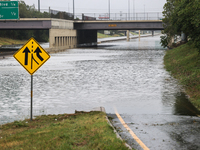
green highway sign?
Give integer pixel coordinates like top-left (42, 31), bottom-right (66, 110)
top-left (0, 1), bottom-right (19, 20)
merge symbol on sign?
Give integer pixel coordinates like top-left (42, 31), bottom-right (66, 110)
top-left (23, 47), bottom-right (44, 69)
top-left (13, 37), bottom-right (50, 75)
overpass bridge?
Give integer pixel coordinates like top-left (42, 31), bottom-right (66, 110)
top-left (74, 20), bottom-right (163, 46)
top-left (0, 18), bottom-right (163, 49)
top-left (74, 20), bottom-right (163, 30)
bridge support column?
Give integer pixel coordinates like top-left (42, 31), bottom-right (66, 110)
top-left (64, 37), bottom-right (67, 47)
top-left (74, 37), bottom-right (77, 46)
top-left (139, 30), bottom-right (141, 41)
top-left (72, 37), bottom-right (74, 47)
top-left (69, 37), bottom-right (71, 47)
top-left (73, 37), bottom-right (77, 47)
top-left (55, 37), bottom-right (58, 47)
top-left (127, 30), bottom-right (130, 41)
top-left (152, 30), bottom-right (154, 37)
top-left (77, 30), bottom-right (97, 46)
top-left (60, 37), bottom-right (62, 47)
top-left (49, 29), bottom-right (77, 48)
top-left (67, 37), bottom-right (69, 46)
top-left (63, 37), bottom-right (65, 46)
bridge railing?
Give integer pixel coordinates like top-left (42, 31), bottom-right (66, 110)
top-left (76, 12), bottom-right (163, 21)
top-left (33, 9), bottom-right (163, 21)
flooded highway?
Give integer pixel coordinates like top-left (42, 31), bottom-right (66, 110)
top-left (0, 35), bottom-right (200, 149)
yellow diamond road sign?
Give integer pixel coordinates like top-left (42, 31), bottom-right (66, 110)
top-left (13, 37), bottom-right (50, 75)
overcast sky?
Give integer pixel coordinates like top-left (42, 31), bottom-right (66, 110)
top-left (23, 0), bottom-right (166, 14)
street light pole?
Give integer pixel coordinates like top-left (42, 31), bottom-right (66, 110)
top-left (133, 0), bottom-right (135, 20)
top-left (108, 0), bottom-right (110, 20)
top-left (128, 0), bottom-right (130, 20)
top-left (73, 0), bottom-right (75, 19)
top-left (144, 4), bottom-right (145, 20)
top-left (38, 0), bottom-right (40, 12)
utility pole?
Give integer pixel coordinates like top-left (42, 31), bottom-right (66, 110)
top-left (144, 4), bottom-right (145, 20)
top-left (108, 0), bottom-right (110, 20)
top-left (38, 0), bottom-right (40, 12)
top-left (133, 0), bottom-right (135, 20)
top-left (128, 0), bottom-right (130, 20)
top-left (73, 0), bottom-right (75, 19)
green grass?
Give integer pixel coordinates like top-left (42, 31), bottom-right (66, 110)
top-left (0, 37), bottom-right (27, 46)
top-left (164, 42), bottom-right (200, 110)
top-left (0, 111), bottom-right (130, 150)
top-left (97, 33), bottom-right (112, 38)
top-left (130, 32), bottom-right (138, 35)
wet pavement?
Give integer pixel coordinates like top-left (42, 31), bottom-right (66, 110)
top-left (108, 113), bottom-right (200, 150)
top-left (0, 36), bottom-right (200, 149)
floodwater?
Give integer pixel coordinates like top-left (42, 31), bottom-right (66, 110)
top-left (0, 35), bottom-right (199, 126)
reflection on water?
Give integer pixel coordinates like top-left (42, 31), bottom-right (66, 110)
top-left (0, 36), bottom-right (198, 125)
top-left (99, 35), bottom-right (166, 50)
top-left (173, 92), bottom-right (200, 116)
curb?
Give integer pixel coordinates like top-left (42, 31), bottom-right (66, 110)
top-left (92, 107), bottom-right (132, 150)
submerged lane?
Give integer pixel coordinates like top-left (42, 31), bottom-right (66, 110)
top-left (0, 35), bottom-right (200, 149)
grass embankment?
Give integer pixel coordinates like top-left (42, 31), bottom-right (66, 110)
top-left (0, 37), bottom-right (27, 46)
top-left (97, 33), bottom-right (125, 39)
top-left (164, 42), bottom-right (200, 110)
top-left (0, 111), bottom-right (130, 150)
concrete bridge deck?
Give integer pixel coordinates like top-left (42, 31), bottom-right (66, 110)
top-left (0, 18), bottom-right (73, 30)
top-left (0, 18), bottom-right (163, 30)
top-left (74, 20), bottom-right (163, 30)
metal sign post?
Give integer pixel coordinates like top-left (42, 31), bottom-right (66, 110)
top-left (31, 75), bottom-right (33, 121)
top-left (13, 37), bottom-right (50, 121)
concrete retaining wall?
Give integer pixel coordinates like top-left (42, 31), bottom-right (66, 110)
top-left (49, 29), bottom-right (77, 49)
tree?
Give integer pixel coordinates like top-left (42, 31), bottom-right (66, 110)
top-left (161, 0), bottom-right (181, 48)
top-left (175, 0), bottom-right (200, 52)
top-left (161, 0), bottom-right (200, 52)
